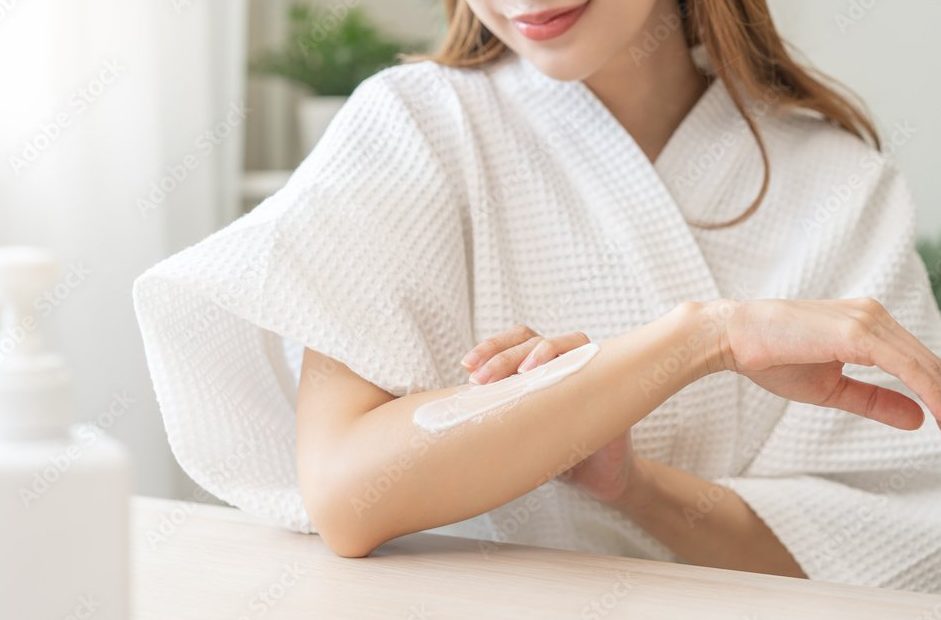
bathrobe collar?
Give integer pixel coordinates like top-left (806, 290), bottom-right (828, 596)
top-left (505, 54), bottom-right (749, 476)
top-left (506, 53), bottom-right (748, 311)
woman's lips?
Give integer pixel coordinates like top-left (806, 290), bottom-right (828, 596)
top-left (510, 2), bottom-right (588, 41)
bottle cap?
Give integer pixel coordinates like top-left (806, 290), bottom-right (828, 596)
top-left (0, 247), bottom-right (72, 440)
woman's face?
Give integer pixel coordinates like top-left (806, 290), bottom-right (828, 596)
top-left (463, 0), bottom-right (667, 81)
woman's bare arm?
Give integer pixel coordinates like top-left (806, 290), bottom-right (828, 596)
top-left (617, 458), bottom-right (806, 577)
top-left (451, 297), bottom-right (941, 576)
top-left (298, 298), bottom-right (941, 558)
top-left (297, 302), bottom-right (714, 556)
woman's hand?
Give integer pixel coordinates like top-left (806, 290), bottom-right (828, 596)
top-left (714, 298), bottom-right (941, 430)
top-left (560, 432), bottom-right (636, 502)
top-left (460, 325), bottom-right (593, 385)
top-left (460, 326), bottom-right (638, 501)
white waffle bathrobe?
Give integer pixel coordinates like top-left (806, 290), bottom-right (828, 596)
top-left (133, 52), bottom-right (941, 592)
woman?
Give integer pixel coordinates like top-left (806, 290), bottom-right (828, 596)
top-left (134, 0), bottom-right (941, 592)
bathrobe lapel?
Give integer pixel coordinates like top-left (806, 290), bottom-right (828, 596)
top-left (654, 79), bottom-right (766, 235)
top-left (513, 57), bottom-right (749, 475)
top-left (566, 83), bottom-right (721, 313)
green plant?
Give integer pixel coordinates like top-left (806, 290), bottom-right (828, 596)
top-left (917, 236), bottom-right (941, 310)
top-left (251, 5), bottom-right (421, 97)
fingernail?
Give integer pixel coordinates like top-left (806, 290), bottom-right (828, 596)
top-left (461, 351), bottom-right (480, 369)
top-left (518, 352), bottom-right (536, 373)
top-left (470, 368), bottom-right (490, 384)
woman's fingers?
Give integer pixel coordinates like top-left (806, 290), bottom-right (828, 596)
top-left (874, 306), bottom-right (941, 421)
top-left (839, 301), bottom-right (941, 423)
top-left (462, 328), bottom-right (592, 384)
top-left (821, 375), bottom-right (925, 430)
top-left (869, 344), bottom-right (941, 424)
top-left (469, 336), bottom-right (541, 384)
top-left (729, 298), bottom-right (941, 428)
top-left (518, 331), bottom-right (591, 372)
top-left (461, 324), bottom-right (538, 372)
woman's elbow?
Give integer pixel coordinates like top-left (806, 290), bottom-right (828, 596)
top-left (300, 475), bottom-right (387, 558)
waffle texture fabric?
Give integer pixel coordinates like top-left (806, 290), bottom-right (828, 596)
top-left (134, 52), bottom-right (941, 593)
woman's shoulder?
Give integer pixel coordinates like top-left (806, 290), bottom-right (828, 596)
top-left (354, 53), bottom-right (533, 127)
top-left (335, 55), bottom-right (522, 164)
top-left (766, 106), bottom-right (893, 177)
top-left (759, 104), bottom-right (914, 235)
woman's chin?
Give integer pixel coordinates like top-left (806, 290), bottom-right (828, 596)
top-left (520, 49), bottom-right (599, 82)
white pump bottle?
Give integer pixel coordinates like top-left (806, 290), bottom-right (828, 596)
top-left (0, 247), bottom-right (130, 620)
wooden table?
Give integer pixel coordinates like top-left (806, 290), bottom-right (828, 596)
top-left (133, 497), bottom-right (941, 619)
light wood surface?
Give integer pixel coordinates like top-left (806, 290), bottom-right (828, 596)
top-left (132, 496), bottom-right (941, 619)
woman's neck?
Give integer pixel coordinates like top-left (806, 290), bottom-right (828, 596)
top-left (583, 0), bottom-right (708, 163)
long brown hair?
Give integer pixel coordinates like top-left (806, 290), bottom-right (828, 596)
top-left (417, 0), bottom-right (880, 229)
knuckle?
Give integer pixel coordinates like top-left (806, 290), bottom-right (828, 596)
top-left (477, 338), bottom-right (499, 356)
top-left (524, 335), bottom-right (543, 348)
top-left (903, 355), bottom-right (922, 376)
top-left (842, 316), bottom-right (869, 341)
top-left (490, 351), bottom-right (515, 369)
top-left (538, 340), bottom-right (558, 356)
top-left (843, 315), bottom-right (869, 338)
top-left (856, 297), bottom-right (886, 317)
top-left (673, 300), bottom-right (703, 317)
top-left (857, 312), bottom-right (879, 330)
top-left (510, 324), bottom-right (536, 339)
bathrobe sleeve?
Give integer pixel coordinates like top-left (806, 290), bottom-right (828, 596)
top-left (133, 71), bottom-right (473, 532)
top-left (719, 163), bottom-right (941, 592)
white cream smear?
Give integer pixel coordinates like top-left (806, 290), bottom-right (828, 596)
top-left (413, 342), bottom-right (600, 433)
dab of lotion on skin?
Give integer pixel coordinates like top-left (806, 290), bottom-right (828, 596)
top-left (413, 342), bottom-right (601, 433)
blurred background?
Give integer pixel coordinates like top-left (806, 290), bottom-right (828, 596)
top-left (1, 0), bottom-right (938, 502)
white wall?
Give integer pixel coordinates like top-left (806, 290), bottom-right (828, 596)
top-left (769, 0), bottom-right (941, 238)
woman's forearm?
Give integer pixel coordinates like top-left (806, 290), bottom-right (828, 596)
top-left (297, 302), bottom-right (721, 556)
top-left (617, 458), bottom-right (806, 578)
